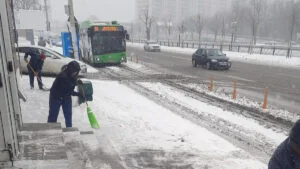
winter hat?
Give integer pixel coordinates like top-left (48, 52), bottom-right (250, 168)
top-left (40, 52), bottom-right (46, 61)
top-left (290, 120), bottom-right (300, 147)
top-left (66, 61), bottom-right (81, 75)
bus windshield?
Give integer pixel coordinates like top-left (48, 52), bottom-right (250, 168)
top-left (91, 31), bottom-right (125, 55)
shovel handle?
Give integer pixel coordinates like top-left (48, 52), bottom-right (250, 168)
top-left (26, 61), bottom-right (44, 86)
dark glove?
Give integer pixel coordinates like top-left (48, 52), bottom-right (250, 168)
top-left (77, 79), bottom-right (83, 85)
top-left (72, 91), bottom-right (84, 98)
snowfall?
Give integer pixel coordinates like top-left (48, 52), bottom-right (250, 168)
top-left (15, 67), bottom-right (289, 169)
top-left (11, 40), bottom-right (292, 168)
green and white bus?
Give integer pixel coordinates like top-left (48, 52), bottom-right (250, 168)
top-left (79, 20), bottom-right (129, 66)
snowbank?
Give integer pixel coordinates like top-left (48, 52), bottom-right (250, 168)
top-left (139, 82), bottom-right (287, 147)
top-left (181, 83), bottom-right (300, 124)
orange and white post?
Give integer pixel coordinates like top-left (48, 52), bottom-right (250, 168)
top-left (263, 87), bottom-right (268, 109)
top-left (210, 76), bottom-right (214, 92)
top-left (233, 80), bottom-right (237, 100)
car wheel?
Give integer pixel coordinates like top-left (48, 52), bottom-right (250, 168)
top-left (206, 62), bottom-right (211, 70)
top-left (192, 59), bottom-right (197, 67)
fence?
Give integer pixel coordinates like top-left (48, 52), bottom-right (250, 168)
top-left (131, 39), bottom-right (300, 57)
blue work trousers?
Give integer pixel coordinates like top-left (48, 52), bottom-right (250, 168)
top-left (48, 95), bottom-right (72, 127)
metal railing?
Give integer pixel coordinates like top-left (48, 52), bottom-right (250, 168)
top-left (130, 39), bottom-right (300, 57)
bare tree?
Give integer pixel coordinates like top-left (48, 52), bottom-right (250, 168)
top-left (249, 0), bottom-right (265, 47)
top-left (140, 5), bottom-right (155, 40)
top-left (164, 15), bottom-right (173, 43)
top-left (194, 14), bottom-right (204, 42)
top-left (231, 0), bottom-right (244, 42)
top-left (14, 0), bottom-right (41, 10)
top-left (177, 20), bottom-right (185, 47)
top-left (220, 17), bottom-right (226, 50)
top-left (207, 14), bottom-right (221, 42)
top-left (287, 0), bottom-right (298, 58)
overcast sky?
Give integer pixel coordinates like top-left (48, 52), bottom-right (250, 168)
top-left (50, 0), bottom-right (135, 22)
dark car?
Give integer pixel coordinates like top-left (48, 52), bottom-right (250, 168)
top-left (192, 48), bottom-right (231, 70)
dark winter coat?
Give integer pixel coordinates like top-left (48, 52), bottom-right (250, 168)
top-left (24, 50), bottom-right (44, 71)
top-left (50, 70), bottom-right (80, 99)
top-left (269, 138), bottom-right (300, 169)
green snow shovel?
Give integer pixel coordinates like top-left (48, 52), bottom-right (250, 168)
top-left (80, 85), bottom-right (100, 129)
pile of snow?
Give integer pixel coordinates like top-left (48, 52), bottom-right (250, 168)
top-left (181, 83), bottom-right (300, 124)
top-left (125, 61), bottom-right (159, 75)
top-left (224, 51), bottom-right (300, 68)
top-left (139, 82), bottom-right (287, 147)
top-left (19, 76), bottom-right (267, 168)
top-left (128, 42), bottom-right (300, 68)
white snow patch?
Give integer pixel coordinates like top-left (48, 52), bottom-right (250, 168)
top-left (139, 82), bottom-right (287, 146)
top-left (182, 83), bottom-right (300, 124)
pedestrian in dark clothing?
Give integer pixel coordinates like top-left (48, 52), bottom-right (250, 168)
top-left (24, 49), bottom-right (46, 89)
top-left (269, 120), bottom-right (300, 169)
top-left (47, 61), bottom-right (82, 128)
top-left (38, 37), bottom-right (46, 47)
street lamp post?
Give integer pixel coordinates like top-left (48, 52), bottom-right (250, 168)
top-left (44, 0), bottom-right (50, 31)
top-left (68, 0), bottom-right (79, 60)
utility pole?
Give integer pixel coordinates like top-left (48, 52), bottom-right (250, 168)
top-left (68, 0), bottom-right (79, 60)
top-left (44, 0), bottom-right (50, 31)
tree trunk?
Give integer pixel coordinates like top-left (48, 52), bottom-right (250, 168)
top-left (146, 29), bottom-right (150, 40)
top-left (214, 31), bottom-right (218, 42)
top-left (198, 30), bottom-right (202, 42)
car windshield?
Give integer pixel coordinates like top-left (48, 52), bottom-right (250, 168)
top-left (207, 49), bottom-right (224, 57)
top-left (47, 48), bottom-right (65, 58)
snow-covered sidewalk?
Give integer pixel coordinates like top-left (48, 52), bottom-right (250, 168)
top-left (18, 75), bottom-right (269, 169)
top-left (128, 42), bottom-right (300, 68)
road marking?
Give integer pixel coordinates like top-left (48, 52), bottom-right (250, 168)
top-left (226, 75), bottom-right (254, 82)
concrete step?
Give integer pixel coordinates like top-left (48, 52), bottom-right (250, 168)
top-left (15, 123), bottom-right (124, 169)
top-left (17, 123), bottom-right (68, 168)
